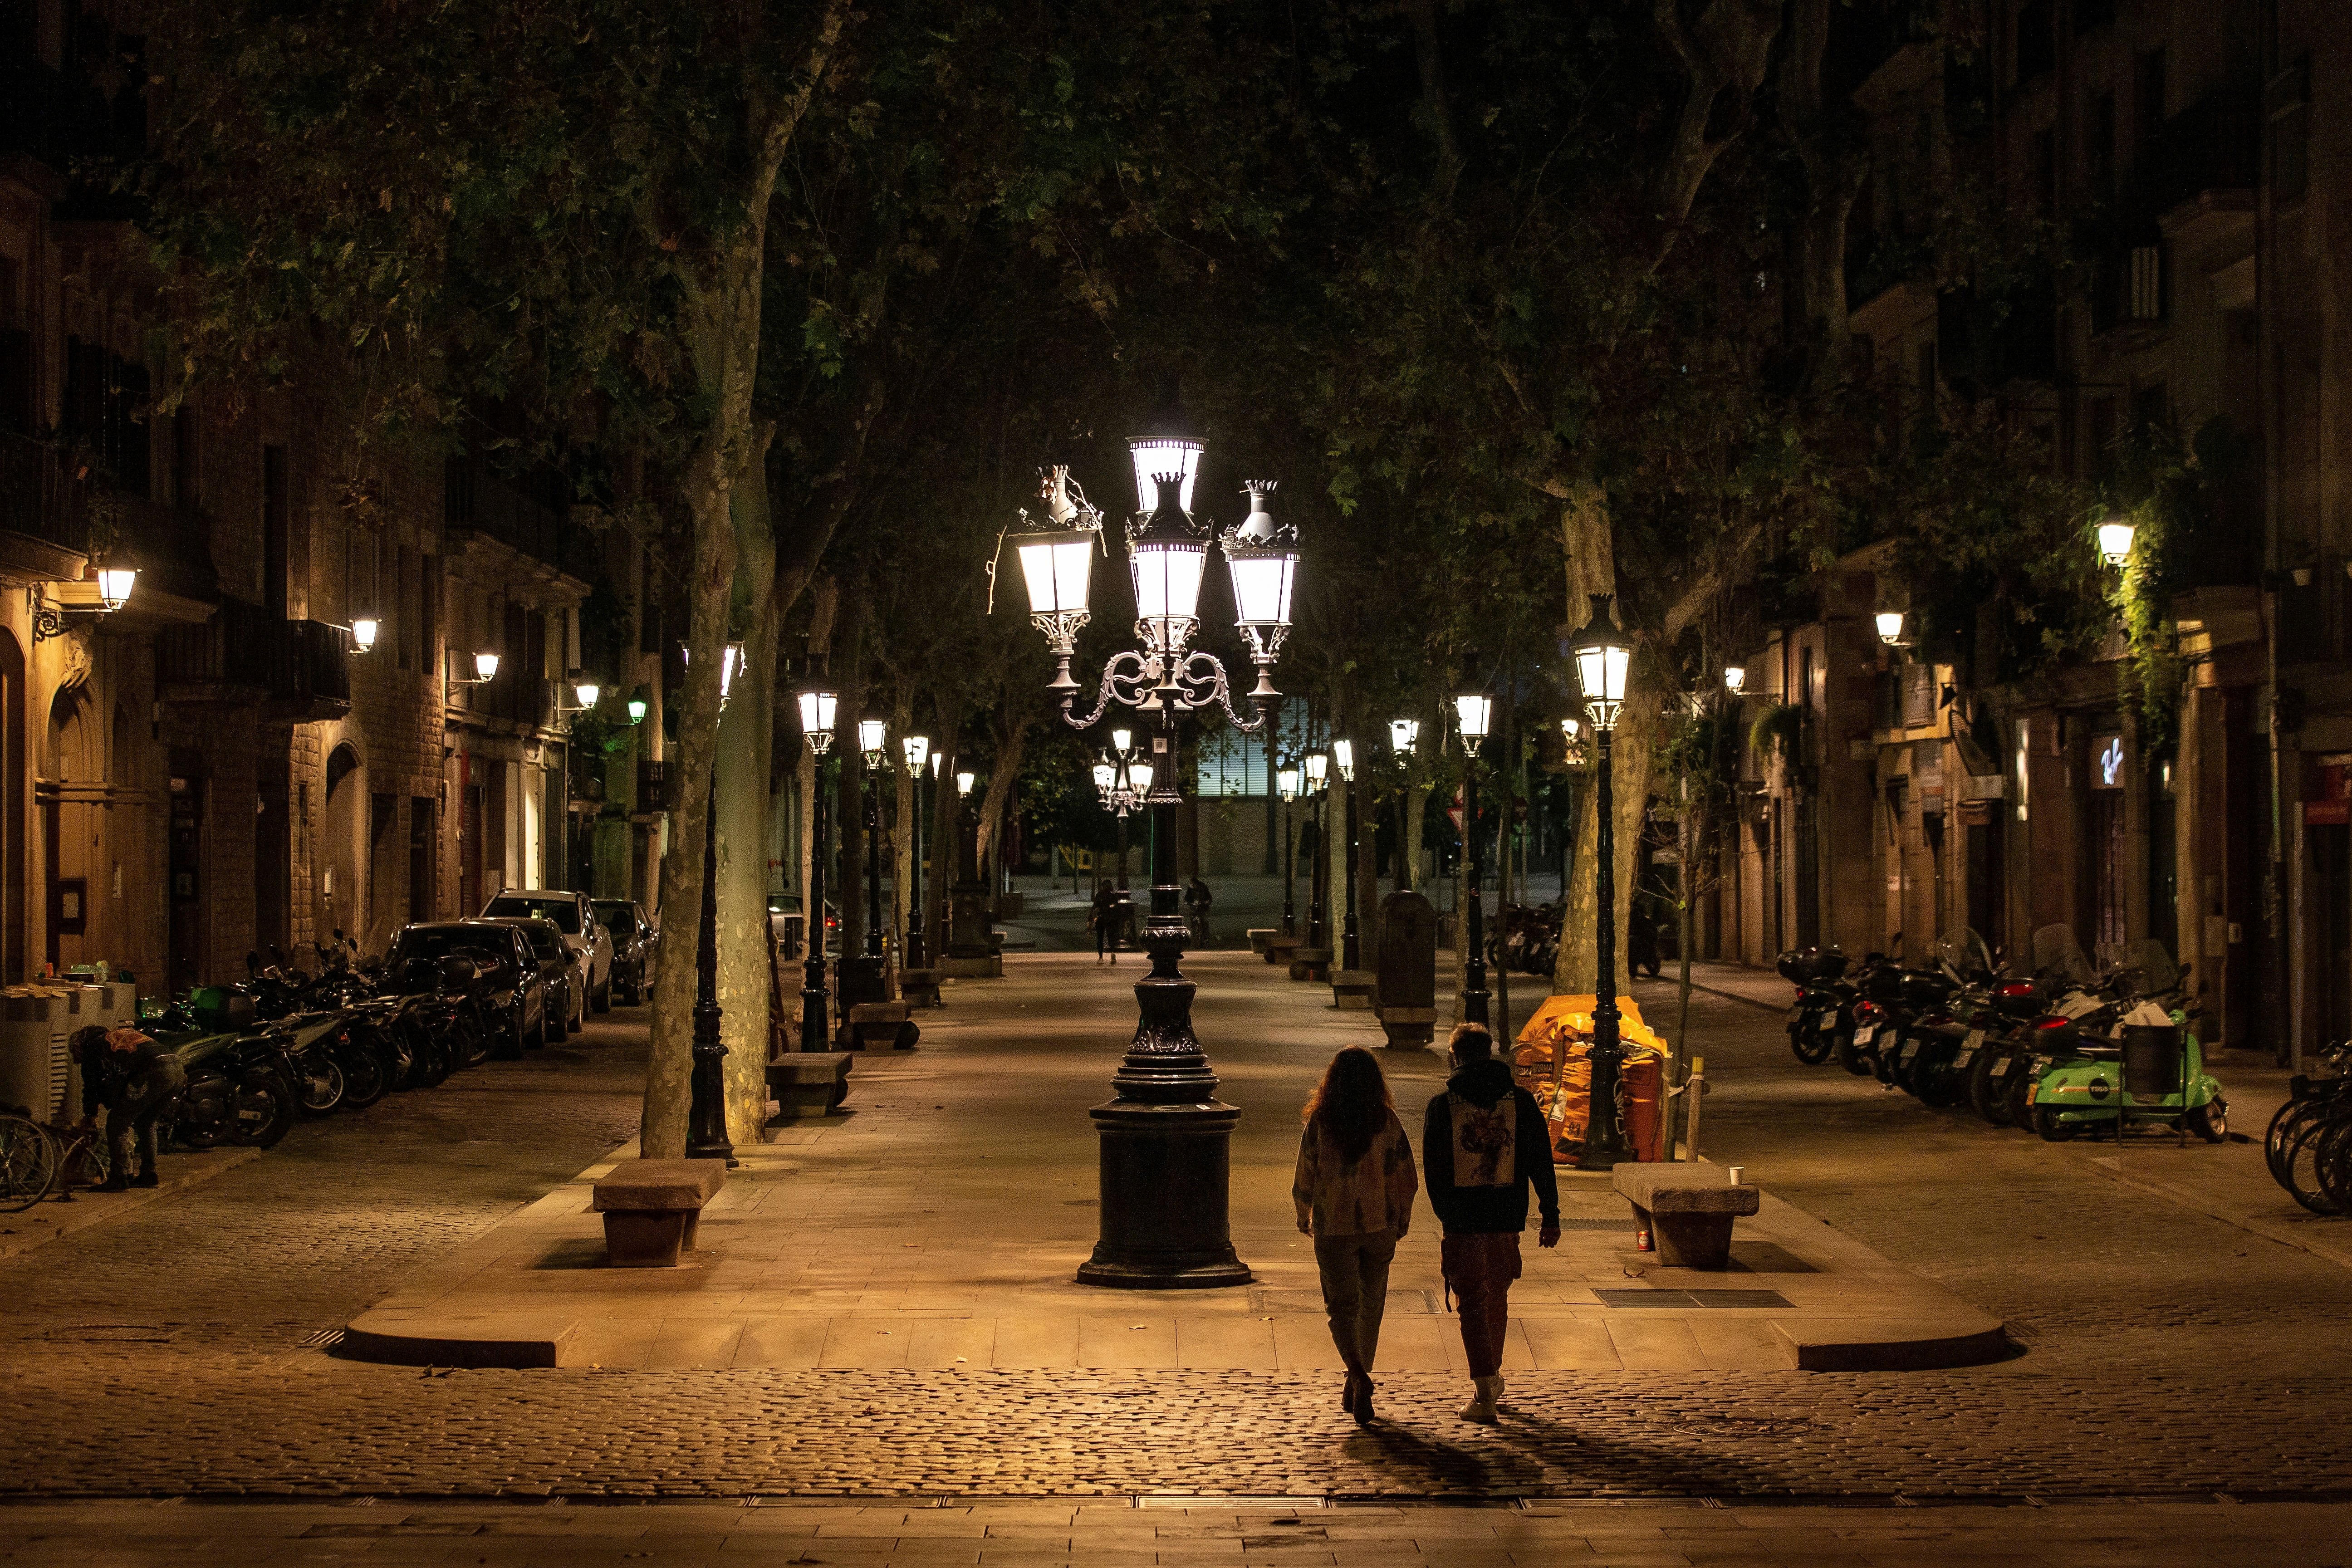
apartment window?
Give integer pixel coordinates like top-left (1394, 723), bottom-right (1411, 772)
top-left (2088, 91), bottom-right (2116, 201)
top-left (2015, 0), bottom-right (2054, 83)
top-left (2269, 58), bottom-right (2310, 206)
top-left (2127, 245), bottom-right (2163, 322)
top-left (2134, 48), bottom-right (2167, 166)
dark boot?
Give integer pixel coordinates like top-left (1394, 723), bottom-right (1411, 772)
top-left (130, 1169), bottom-right (160, 1189)
top-left (96, 1175), bottom-right (130, 1193)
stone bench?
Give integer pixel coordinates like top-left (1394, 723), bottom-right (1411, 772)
top-left (1378, 1004), bottom-right (1437, 1048)
top-left (592, 1158), bottom-right (726, 1268)
top-left (1612, 1165), bottom-right (1760, 1269)
top-left (899, 967), bottom-right (941, 1008)
top-left (766, 1052), bottom-right (853, 1120)
top-left (1329, 969), bottom-right (1376, 1010)
top-left (1264, 933), bottom-right (1302, 966)
top-left (1247, 928), bottom-right (1278, 956)
top-left (1289, 946), bottom-right (1332, 983)
top-left (843, 1000), bottom-right (917, 1051)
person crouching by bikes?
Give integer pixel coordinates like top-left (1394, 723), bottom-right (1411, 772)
top-left (77, 1025), bottom-right (185, 1192)
top-left (1185, 876), bottom-right (1214, 943)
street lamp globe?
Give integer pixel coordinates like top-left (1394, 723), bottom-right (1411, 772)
top-left (351, 617), bottom-right (380, 654)
top-left (1093, 756), bottom-right (1118, 796)
top-left (96, 564), bottom-right (137, 612)
top-left (2097, 512), bottom-right (2136, 567)
top-left (1332, 738), bottom-right (1355, 782)
top-left (474, 651), bottom-right (500, 683)
top-left (1570, 598), bottom-right (1634, 732)
top-left (1127, 436), bottom-right (1203, 514)
top-left (719, 642), bottom-right (745, 707)
top-left (903, 735), bottom-right (931, 776)
top-left (573, 680), bottom-right (600, 709)
top-left (1455, 692), bottom-right (1492, 744)
top-left (1875, 610), bottom-right (1906, 647)
top-left (956, 770), bottom-right (975, 799)
top-left (1010, 466), bottom-right (1102, 696)
top-left (1277, 766), bottom-right (1299, 803)
top-left (1130, 475), bottom-right (1209, 655)
top-left (797, 687), bottom-right (838, 755)
top-left (627, 693), bottom-right (649, 725)
top-left (1112, 727), bottom-right (1133, 754)
top-left (1390, 718), bottom-right (1419, 755)
top-left (1724, 665), bottom-right (1745, 696)
top-left (1560, 714), bottom-right (1588, 764)
top-left (1221, 483), bottom-right (1298, 696)
top-left (1304, 752), bottom-right (1328, 791)
top-left (858, 718), bottom-right (887, 769)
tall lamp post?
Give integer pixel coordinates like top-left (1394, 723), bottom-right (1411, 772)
top-left (1276, 765), bottom-right (1300, 935)
top-left (858, 719), bottom-right (888, 960)
top-left (1002, 448), bottom-right (1298, 1290)
top-left (1571, 597), bottom-right (1635, 1169)
top-left (1390, 719), bottom-right (1419, 890)
top-left (1095, 728), bottom-right (1143, 892)
top-left (902, 735), bottom-right (931, 967)
top-left (689, 643), bottom-right (745, 1163)
top-left (1304, 751), bottom-right (1329, 948)
top-left (1455, 692), bottom-right (1492, 1026)
top-left (796, 681), bottom-right (838, 1053)
top-left (1333, 739), bottom-right (1359, 970)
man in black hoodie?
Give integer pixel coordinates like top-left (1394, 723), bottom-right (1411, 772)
top-left (1421, 1022), bottom-right (1559, 1424)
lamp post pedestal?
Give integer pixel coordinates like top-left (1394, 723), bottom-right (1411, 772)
top-left (943, 808), bottom-right (1000, 979)
top-left (1582, 725), bottom-right (1632, 1169)
top-left (1078, 721), bottom-right (1250, 1291)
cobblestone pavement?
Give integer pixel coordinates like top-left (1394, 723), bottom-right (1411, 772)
top-left (3, 976), bottom-right (2351, 1504)
top-left (5, 1497), bottom-right (2352, 1568)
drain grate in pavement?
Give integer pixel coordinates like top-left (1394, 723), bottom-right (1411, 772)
top-left (1556, 1217), bottom-right (1629, 1231)
top-left (39, 1323), bottom-right (179, 1343)
top-left (1248, 1289), bottom-right (1436, 1315)
top-left (1593, 1289), bottom-right (1793, 1310)
top-left (301, 1524), bottom-right (484, 1538)
top-left (299, 1327), bottom-right (346, 1350)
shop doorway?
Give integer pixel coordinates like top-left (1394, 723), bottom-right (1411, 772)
top-left (2313, 823), bottom-right (2352, 1047)
top-left (2088, 788), bottom-right (2127, 962)
top-left (320, 744), bottom-right (363, 943)
top-left (1965, 810), bottom-right (2005, 944)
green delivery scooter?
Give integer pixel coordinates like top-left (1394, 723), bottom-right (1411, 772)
top-left (2029, 940), bottom-right (2228, 1143)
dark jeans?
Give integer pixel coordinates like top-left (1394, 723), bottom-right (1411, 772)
top-left (1313, 1231), bottom-right (1398, 1374)
top-left (1095, 915), bottom-right (1114, 957)
top-left (1440, 1231), bottom-right (1522, 1378)
top-left (104, 1060), bottom-right (185, 1180)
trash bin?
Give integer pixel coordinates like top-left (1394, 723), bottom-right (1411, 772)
top-left (2122, 1024), bottom-right (2183, 1100)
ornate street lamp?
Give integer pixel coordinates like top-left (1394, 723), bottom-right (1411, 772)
top-left (857, 718), bottom-right (889, 960)
top-left (1093, 728), bottom-right (1143, 894)
top-left (688, 637), bottom-right (748, 1166)
top-left (1390, 718), bottom-right (1419, 755)
top-left (1276, 764), bottom-right (1300, 936)
top-left (1333, 739), bottom-right (1360, 971)
top-left (796, 681), bottom-right (838, 1054)
top-left (350, 617), bottom-right (379, 654)
top-left (902, 735), bottom-right (932, 967)
top-left (1002, 438), bottom-right (1298, 1291)
top-left (1571, 596), bottom-right (1636, 1171)
top-left (1559, 714), bottom-right (1589, 767)
top-left (2096, 510), bottom-right (2136, 568)
top-left (1455, 692), bottom-right (1493, 1026)
top-left (1303, 750), bottom-right (1330, 948)
top-left (1875, 610), bottom-right (1907, 647)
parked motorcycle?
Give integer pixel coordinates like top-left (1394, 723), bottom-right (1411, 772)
top-left (1778, 946), bottom-right (1850, 1066)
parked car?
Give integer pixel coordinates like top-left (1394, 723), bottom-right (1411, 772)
top-left (383, 920), bottom-right (550, 1053)
top-left (592, 898), bottom-right (660, 1006)
top-left (478, 915), bottom-right (582, 1036)
top-left (481, 889), bottom-right (614, 1012)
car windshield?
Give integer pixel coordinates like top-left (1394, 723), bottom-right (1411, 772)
top-left (593, 902), bottom-right (633, 936)
top-left (391, 928), bottom-right (514, 968)
top-left (496, 921), bottom-right (566, 960)
top-left (484, 895), bottom-right (582, 934)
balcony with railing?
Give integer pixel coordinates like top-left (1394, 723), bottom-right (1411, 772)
top-left (0, 430), bottom-right (92, 581)
top-left (157, 600), bottom-right (353, 720)
top-left (444, 460), bottom-right (592, 582)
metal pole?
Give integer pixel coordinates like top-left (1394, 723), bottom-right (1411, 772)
top-left (799, 757), bottom-right (829, 1051)
top-left (1341, 775), bottom-right (1360, 971)
top-left (1308, 791), bottom-right (1327, 948)
top-left (1078, 693), bottom-right (1250, 1289)
top-left (906, 770), bottom-right (926, 967)
top-left (1464, 759), bottom-right (1489, 1025)
top-left (1281, 799), bottom-right (1296, 936)
top-left (688, 768), bottom-right (735, 1162)
top-left (865, 759), bottom-right (884, 959)
top-left (1584, 724), bottom-right (1631, 1168)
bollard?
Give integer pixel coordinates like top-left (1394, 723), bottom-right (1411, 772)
top-left (1681, 1055), bottom-right (1706, 1162)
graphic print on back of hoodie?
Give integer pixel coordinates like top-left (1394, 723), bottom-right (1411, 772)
top-left (1447, 1091), bottom-right (1516, 1188)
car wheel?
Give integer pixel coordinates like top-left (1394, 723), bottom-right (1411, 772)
top-left (592, 975), bottom-right (612, 1014)
top-left (530, 995), bottom-right (549, 1049)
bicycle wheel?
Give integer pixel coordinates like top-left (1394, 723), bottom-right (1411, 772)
top-left (2289, 1114), bottom-right (2352, 1216)
top-left (2269, 1092), bottom-right (2338, 1184)
top-left (0, 1113), bottom-right (58, 1212)
top-left (57, 1130), bottom-right (108, 1191)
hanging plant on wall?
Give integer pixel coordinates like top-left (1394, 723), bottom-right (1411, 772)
top-left (1749, 702), bottom-right (1804, 766)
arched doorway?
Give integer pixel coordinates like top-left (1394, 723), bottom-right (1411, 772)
top-left (42, 686), bottom-right (96, 974)
top-left (320, 741), bottom-right (365, 947)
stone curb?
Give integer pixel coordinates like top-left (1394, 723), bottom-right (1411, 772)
top-left (0, 1146), bottom-right (261, 1260)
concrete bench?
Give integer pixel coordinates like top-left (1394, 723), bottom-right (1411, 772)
top-left (1329, 969), bottom-right (1376, 1010)
top-left (1612, 1166), bottom-right (1760, 1269)
top-left (592, 1158), bottom-right (726, 1268)
top-left (843, 1000), bottom-right (916, 1051)
top-left (1289, 946), bottom-right (1332, 983)
top-left (766, 1053), bottom-right (853, 1120)
top-left (1264, 932), bottom-right (1301, 966)
top-left (1247, 928), bottom-right (1277, 956)
top-left (1379, 1004), bottom-right (1437, 1048)
top-left (899, 967), bottom-right (941, 1008)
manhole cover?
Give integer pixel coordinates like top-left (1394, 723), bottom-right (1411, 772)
top-left (1593, 1289), bottom-right (1792, 1310)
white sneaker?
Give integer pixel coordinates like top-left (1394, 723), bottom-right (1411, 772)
top-left (1456, 1377), bottom-right (1499, 1426)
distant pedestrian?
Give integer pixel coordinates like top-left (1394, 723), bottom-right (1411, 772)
top-left (1293, 1046), bottom-right (1419, 1426)
top-left (1088, 879), bottom-right (1121, 963)
top-left (1185, 876), bottom-right (1213, 942)
top-left (1421, 1022), bottom-right (1560, 1425)
top-left (77, 1025), bottom-right (186, 1192)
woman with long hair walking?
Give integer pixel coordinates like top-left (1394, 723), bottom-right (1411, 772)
top-left (1292, 1045), bottom-right (1420, 1425)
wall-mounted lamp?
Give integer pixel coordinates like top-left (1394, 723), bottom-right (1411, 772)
top-left (350, 617), bottom-right (380, 654)
top-left (448, 649), bottom-right (500, 696)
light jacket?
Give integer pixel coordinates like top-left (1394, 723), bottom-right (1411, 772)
top-left (1293, 1109), bottom-right (1420, 1237)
